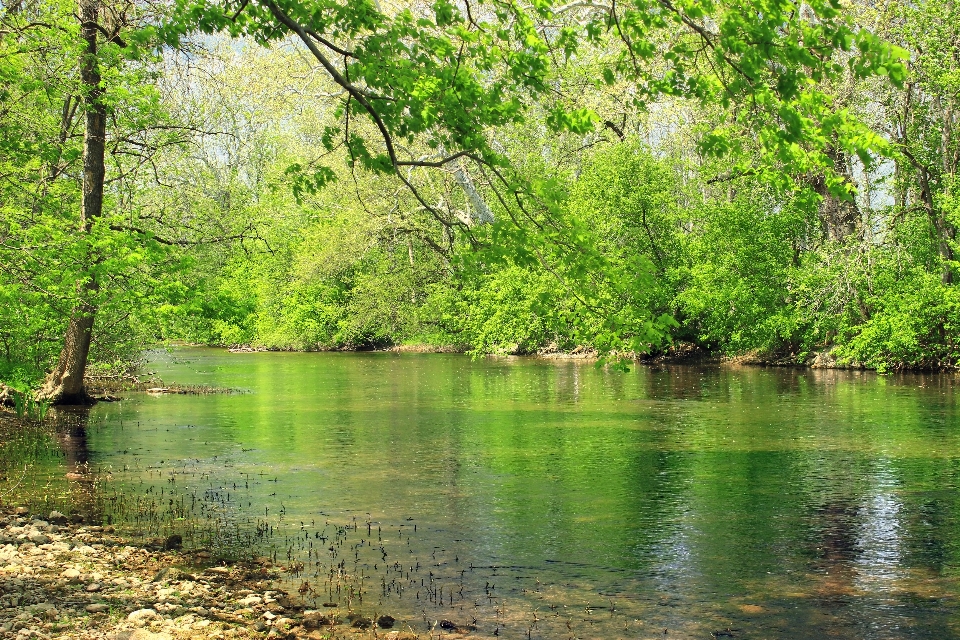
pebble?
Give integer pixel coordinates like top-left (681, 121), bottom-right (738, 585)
top-left (377, 614), bottom-right (396, 629)
top-left (130, 632), bottom-right (172, 640)
top-left (60, 569), bottom-right (81, 582)
top-left (0, 505), bottom-right (401, 640)
top-left (127, 609), bottom-right (160, 624)
top-left (151, 567), bottom-right (181, 583)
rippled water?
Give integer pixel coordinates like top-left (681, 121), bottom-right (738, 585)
top-left (81, 349), bottom-right (960, 638)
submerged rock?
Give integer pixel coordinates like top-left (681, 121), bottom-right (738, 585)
top-left (163, 534), bottom-right (182, 550)
top-left (377, 614), bottom-right (396, 628)
top-left (351, 616), bottom-right (373, 629)
top-left (303, 610), bottom-right (335, 628)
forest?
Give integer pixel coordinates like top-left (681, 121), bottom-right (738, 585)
top-left (1, 0), bottom-right (957, 403)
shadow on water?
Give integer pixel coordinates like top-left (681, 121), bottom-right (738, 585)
top-left (51, 406), bottom-right (91, 470)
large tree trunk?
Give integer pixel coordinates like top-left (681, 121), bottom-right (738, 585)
top-left (935, 219), bottom-right (955, 285)
top-left (914, 165), bottom-right (956, 285)
top-left (40, 292), bottom-right (98, 404)
top-left (939, 98), bottom-right (957, 285)
top-left (39, 0), bottom-right (106, 405)
top-left (812, 147), bottom-right (859, 243)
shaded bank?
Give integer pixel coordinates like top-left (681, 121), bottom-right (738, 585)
top-left (194, 341), bottom-right (960, 372)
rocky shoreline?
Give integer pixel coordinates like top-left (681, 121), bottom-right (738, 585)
top-left (0, 507), bottom-right (415, 640)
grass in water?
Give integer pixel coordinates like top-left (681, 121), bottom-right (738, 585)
top-left (0, 409), bottom-right (74, 514)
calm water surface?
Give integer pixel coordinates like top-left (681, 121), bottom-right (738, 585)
top-left (82, 349), bottom-right (960, 639)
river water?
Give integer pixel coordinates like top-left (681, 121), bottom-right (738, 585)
top-left (81, 349), bottom-right (959, 638)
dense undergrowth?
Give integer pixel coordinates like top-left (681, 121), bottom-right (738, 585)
top-left (147, 142), bottom-right (957, 372)
top-left (4, 140), bottom-right (958, 380)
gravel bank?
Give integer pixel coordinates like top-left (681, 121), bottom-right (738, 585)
top-left (0, 507), bottom-right (416, 640)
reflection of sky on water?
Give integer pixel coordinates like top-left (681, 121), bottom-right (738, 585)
top-left (649, 515), bottom-right (697, 583)
top-left (855, 464), bottom-right (903, 591)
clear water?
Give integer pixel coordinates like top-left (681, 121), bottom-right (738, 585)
top-left (81, 349), bottom-right (960, 638)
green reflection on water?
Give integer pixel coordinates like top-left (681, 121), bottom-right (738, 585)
top-left (85, 349), bottom-right (960, 638)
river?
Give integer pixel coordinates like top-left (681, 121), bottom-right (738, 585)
top-left (79, 348), bottom-right (959, 638)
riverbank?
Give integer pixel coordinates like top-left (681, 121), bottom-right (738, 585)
top-left (221, 341), bottom-right (716, 363)
top-left (216, 341), bottom-right (959, 371)
top-left (0, 502), bottom-right (418, 640)
top-left (130, 337), bottom-right (960, 372)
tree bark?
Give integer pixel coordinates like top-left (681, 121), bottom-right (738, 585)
top-left (939, 96), bottom-right (957, 285)
top-left (934, 217), bottom-right (955, 285)
top-left (811, 147), bottom-right (859, 242)
top-left (39, 0), bottom-right (106, 405)
top-left (914, 163), bottom-right (955, 285)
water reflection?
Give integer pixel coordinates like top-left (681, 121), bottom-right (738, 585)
top-left (50, 406), bottom-right (91, 470)
top-left (854, 465), bottom-right (904, 590)
top-left (80, 351), bottom-right (960, 638)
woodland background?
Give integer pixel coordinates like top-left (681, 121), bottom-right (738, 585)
top-left (1, 0), bottom-right (957, 397)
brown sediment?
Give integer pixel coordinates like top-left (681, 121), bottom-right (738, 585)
top-left (383, 344), bottom-right (462, 354)
top-left (83, 377), bottom-right (241, 397)
top-left (737, 604), bottom-right (765, 615)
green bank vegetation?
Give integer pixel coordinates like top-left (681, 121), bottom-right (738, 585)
top-left (0, 0), bottom-right (956, 402)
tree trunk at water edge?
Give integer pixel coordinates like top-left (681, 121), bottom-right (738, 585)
top-left (39, 0), bottom-right (106, 405)
top-left (40, 301), bottom-right (98, 404)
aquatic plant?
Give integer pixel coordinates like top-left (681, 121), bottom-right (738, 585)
top-left (9, 389), bottom-right (50, 423)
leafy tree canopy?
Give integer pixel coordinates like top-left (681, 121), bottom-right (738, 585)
top-left (146, 0), bottom-right (906, 195)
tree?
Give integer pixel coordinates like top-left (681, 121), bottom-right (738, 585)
top-left (1, 1), bottom-right (196, 402)
top-left (883, 0), bottom-right (960, 285)
top-left (37, 0), bottom-right (108, 403)
top-left (0, 2), bottom-right (82, 386)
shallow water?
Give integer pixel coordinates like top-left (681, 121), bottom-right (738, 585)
top-left (83, 349), bottom-right (960, 638)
